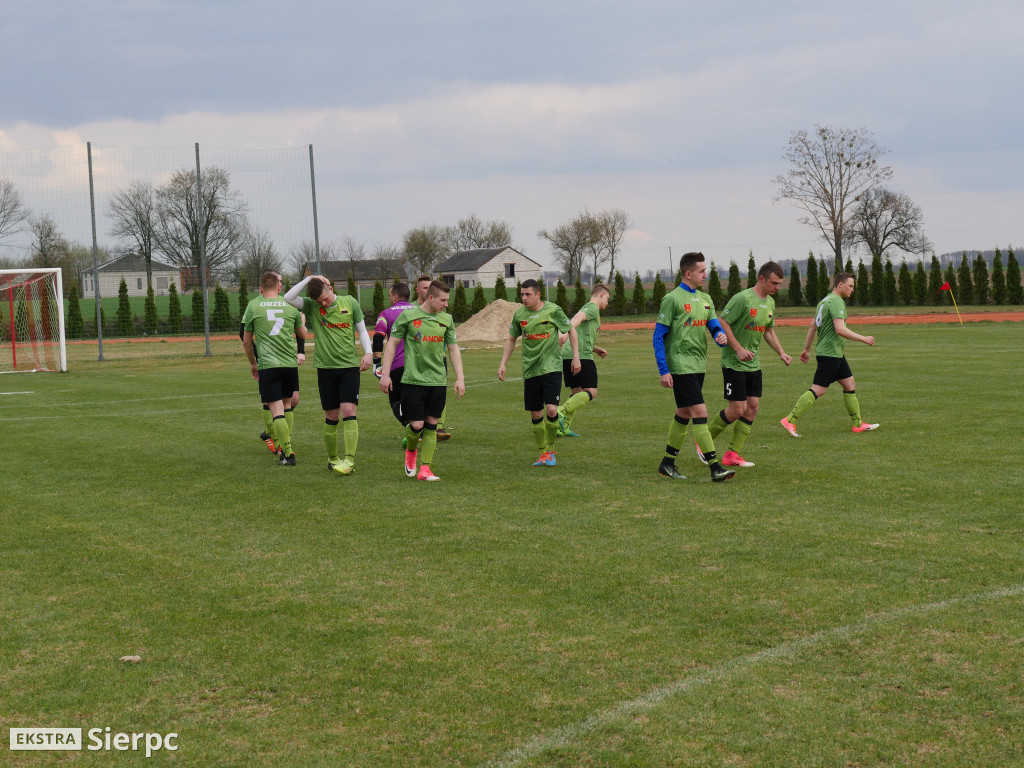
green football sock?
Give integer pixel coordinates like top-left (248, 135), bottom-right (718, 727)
top-left (788, 390), bottom-right (817, 422)
top-left (666, 415), bottom-right (689, 458)
top-left (544, 415), bottom-right (559, 451)
top-left (728, 417), bottom-right (753, 454)
top-left (272, 415), bottom-right (291, 457)
top-left (420, 425), bottom-right (438, 465)
top-left (709, 409), bottom-right (731, 439)
top-left (438, 404), bottom-right (448, 430)
top-left (342, 417), bottom-right (358, 460)
top-left (284, 408), bottom-right (294, 434)
top-left (261, 406), bottom-right (274, 433)
top-left (843, 390), bottom-right (862, 426)
top-left (323, 419), bottom-right (339, 461)
top-left (405, 424), bottom-right (422, 448)
top-left (531, 418), bottom-right (546, 450)
top-left (693, 420), bottom-right (716, 462)
top-left (562, 391), bottom-right (591, 417)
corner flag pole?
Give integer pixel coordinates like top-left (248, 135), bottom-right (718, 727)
top-left (936, 281), bottom-right (964, 326)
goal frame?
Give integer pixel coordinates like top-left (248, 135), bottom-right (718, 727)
top-left (0, 268), bottom-right (67, 373)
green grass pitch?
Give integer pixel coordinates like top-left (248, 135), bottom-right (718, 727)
top-left (2, 322), bottom-right (1023, 766)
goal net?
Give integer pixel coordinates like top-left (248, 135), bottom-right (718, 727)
top-left (0, 269), bottom-right (67, 373)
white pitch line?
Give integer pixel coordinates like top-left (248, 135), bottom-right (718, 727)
top-left (0, 391), bottom-right (34, 395)
top-left (482, 583), bottom-right (1024, 768)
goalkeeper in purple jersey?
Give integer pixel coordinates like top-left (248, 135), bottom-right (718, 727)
top-left (372, 282), bottom-right (416, 427)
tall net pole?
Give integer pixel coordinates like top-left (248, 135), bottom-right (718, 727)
top-left (309, 144), bottom-right (321, 274)
top-left (87, 142), bottom-right (105, 361)
top-left (196, 143), bottom-right (212, 357)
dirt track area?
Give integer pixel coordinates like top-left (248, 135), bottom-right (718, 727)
top-left (601, 311), bottom-right (1024, 331)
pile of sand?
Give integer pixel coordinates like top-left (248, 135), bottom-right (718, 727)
top-left (455, 299), bottom-right (520, 345)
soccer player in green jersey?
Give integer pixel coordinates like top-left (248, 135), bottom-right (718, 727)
top-left (555, 283), bottom-right (610, 437)
top-left (415, 274), bottom-right (452, 441)
top-left (379, 280), bottom-right (466, 481)
top-left (284, 275), bottom-right (373, 475)
top-left (242, 270), bottom-right (304, 466)
top-left (652, 251), bottom-right (736, 482)
top-left (781, 272), bottom-right (879, 437)
top-left (498, 279), bottom-right (580, 467)
top-left (242, 271), bottom-right (307, 455)
top-left (700, 261), bottom-right (792, 468)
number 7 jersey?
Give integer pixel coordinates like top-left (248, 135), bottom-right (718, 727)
top-left (242, 296), bottom-right (302, 369)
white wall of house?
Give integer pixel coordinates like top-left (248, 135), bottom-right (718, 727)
top-left (441, 248), bottom-right (542, 288)
top-left (81, 269), bottom-right (178, 299)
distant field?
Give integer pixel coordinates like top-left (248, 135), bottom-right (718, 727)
top-left (3, 322), bottom-right (1023, 766)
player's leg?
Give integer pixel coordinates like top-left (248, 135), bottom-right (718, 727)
top-left (416, 387), bottom-right (445, 480)
top-left (542, 373), bottom-right (562, 461)
top-left (338, 368), bottom-right (360, 471)
top-left (402, 385), bottom-right (427, 476)
top-left (782, 358), bottom-right (833, 436)
top-left (259, 404), bottom-right (276, 452)
top-left (724, 388), bottom-right (759, 468)
top-left (319, 369), bottom-right (343, 467)
top-left (840, 368), bottom-right (878, 432)
top-left (523, 377), bottom-right (549, 465)
top-left (558, 360), bottom-right (596, 436)
top-left (659, 376), bottom-right (696, 479)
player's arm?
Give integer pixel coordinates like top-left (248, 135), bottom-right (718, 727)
top-left (497, 334), bottom-right (517, 381)
top-left (763, 327), bottom-right (792, 366)
top-left (355, 320), bottom-right (373, 370)
top-left (718, 317), bottom-right (754, 362)
top-left (833, 318), bottom-right (875, 346)
top-left (653, 322), bottom-right (672, 388)
top-left (593, 345), bottom-right (608, 358)
top-left (294, 318), bottom-right (307, 365)
top-left (706, 317), bottom-right (727, 347)
top-left (448, 343), bottom-right (466, 398)
top-left (800, 318), bottom-right (817, 362)
top-left (282, 275), bottom-right (313, 309)
top-left (242, 330), bottom-right (258, 379)
top-left (378, 335), bottom-right (400, 393)
top-left (371, 316), bottom-right (388, 378)
top-left (567, 327), bottom-right (581, 374)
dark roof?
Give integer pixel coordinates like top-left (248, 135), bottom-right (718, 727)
top-left (97, 254), bottom-right (178, 273)
top-left (436, 246), bottom-right (536, 272)
top-left (304, 259), bottom-right (408, 283)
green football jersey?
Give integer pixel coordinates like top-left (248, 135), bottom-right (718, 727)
top-left (242, 296), bottom-right (301, 370)
top-left (509, 301), bottom-right (572, 379)
top-left (301, 294), bottom-right (365, 368)
top-left (390, 306), bottom-right (456, 387)
top-left (655, 287), bottom-right (718, 375)
top-left (720, 288), bottom-right (775, 372)
top-left (814, 292), bottom-right (847, 358)
top-left (561, 301), bottom-right (600, 360)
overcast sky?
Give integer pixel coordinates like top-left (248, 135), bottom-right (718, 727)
top-left (2, 0), bottom-right (1023, 274)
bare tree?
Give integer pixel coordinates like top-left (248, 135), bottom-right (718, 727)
top-left (538, 212), bottom-right (598, 284)
top-left (153, 166), bottom-right (250, 288)
top-left (441, 214), bottom-right (513, 252)
top-left (237, 228), bottom-right (284, 284)
top-left (0, 176), bottom-right (29, 245)
top-left (285, 240), bottom-right (338, 279)
top-left (590, 208), bottom-right (632, 280)
top-left (369, 241), bottom-right (405, 281)
top-left (846, 188), bottom-right (932, 261)
top-left (107, 180), bottom-right (156, 286)
top-left (402, 224), bottom-right (450, 274)
top-left (340, 235), bottom-right (367, 281)
top-left (27, 214), bottom-right (71, 268)
top-left (774, 125), bottom-right (893, 273)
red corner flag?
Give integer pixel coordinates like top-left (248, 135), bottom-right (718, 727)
top-left (935, 281), bottom-right (963, 325)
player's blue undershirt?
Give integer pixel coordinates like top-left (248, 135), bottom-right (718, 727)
top-left (652, 282), bottom-right (725, 375)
